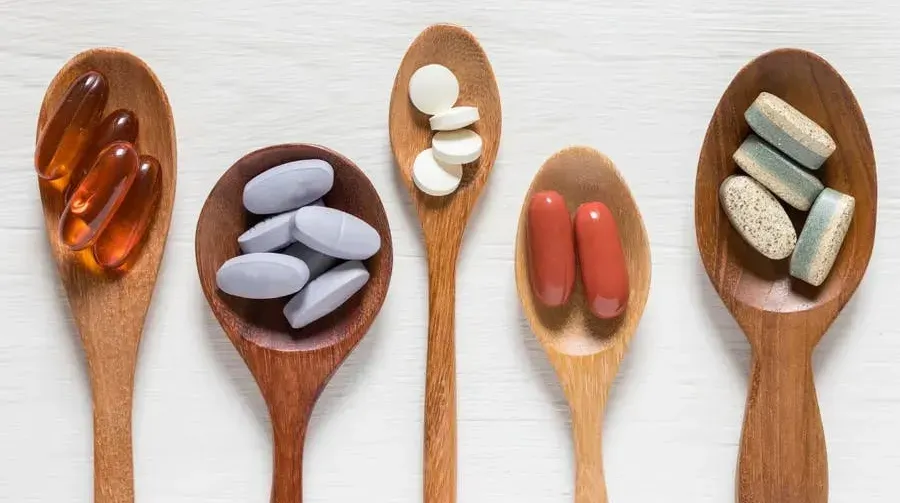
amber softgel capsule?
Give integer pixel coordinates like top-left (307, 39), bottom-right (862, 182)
top-left (59, 142), bottom-right (140, 250)
top-left (66, 109), bottom-right (139, 202)
top-left (91, 154), bottom-right (161, 268)
top-left (35, 71), bottom-right (109, 180)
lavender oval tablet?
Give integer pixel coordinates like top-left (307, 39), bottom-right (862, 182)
top-left (243, 159), bottom-right (334, 214)
top-left (283, 261), bottom-right (370, 329)
top-left (281, 242), bottom-right (339, 280)
top-left (238, 210), bottom-right (296, 253)
top-left (216, 253), bottom-right (310, 299)
top-left (292, 206), bottom-right (381, 260)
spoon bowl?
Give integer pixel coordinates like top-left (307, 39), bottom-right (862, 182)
top-left (195, 144), bottom-right (392, 503)
top-left (515, 146), bottom-right (651, 503)
top-left (389, 23), bottom-right (501, 503)
top-left (36, 47), bottom-right (176, 503)
top-left (390, 23), bottom-right (501, 230)
top-left (696, 48), bottom-right (876, 317)
top-left (695, 48), bottom-right (876, 502)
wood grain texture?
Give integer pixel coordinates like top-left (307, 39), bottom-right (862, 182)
top-left (389, 23), bottom-right (501, 503)
top-left (695, 49), bottom-right (876, 503)
top-left (195, 144), bottom-right (393, 503)
top-left (515, 146), bottom-right (651, 503)
top-left (35, 48), bottom-right (176, 503)
top-left (5, 2), bottom-right (900, 503)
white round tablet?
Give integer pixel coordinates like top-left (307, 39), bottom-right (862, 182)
top-left (413, 149), bottom-right (463, 196)
top-left (429, 106), bottom-right (480, 131)
top-left (409, 64), bottom-right (459, 115)
top-left (432, 129), bottom-right (483, 164)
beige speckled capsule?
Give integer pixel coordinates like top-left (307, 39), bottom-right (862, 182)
top-left (719, 175), bottom-right (797, 260)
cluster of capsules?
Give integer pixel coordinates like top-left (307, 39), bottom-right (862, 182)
top-left (35, 71), bottom-right (161, 270)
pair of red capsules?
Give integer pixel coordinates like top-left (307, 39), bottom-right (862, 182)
top-left (526, 191), bottom-right (629, 319)
top-left (35, 71), bottom-right (161, 270)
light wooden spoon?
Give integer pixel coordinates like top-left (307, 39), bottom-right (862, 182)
top-left (389, 23), bottom-right (502, 503)
top-left (695, 48), bottom-right (876, 503)
top-left (515, 146), bottom-right (651, 503)
top-left (35, 48), bottom-right (176, 503)
top-left (195, 144), bottom-right (393, 503)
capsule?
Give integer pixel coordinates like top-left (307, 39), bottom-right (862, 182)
top-left (526, 190), bottom-right (576, 306)
top-left (58, 142), bottom-right (140, 250)
top-left (92, 155), bottom-right (161, 269)
top-left (66, 109), bottom-right (139, 202)
top-left (574, 202), bottom-right (629, 319)
top-left (35, 71), bottom-right (109, 180)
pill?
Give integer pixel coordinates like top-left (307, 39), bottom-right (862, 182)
top-left (292, 206), bottom-right (381, 260)
top-left (66, 109), bottom-right (139, 202)
top-left (59, 142), bottom-right (140, 251)
top-left (242, 159), bottom-right (334, 214)
top-left (745, 92), bottom-right (835, 170)
top-left (35, 71), bottom-right (109, 180)
top-left (283, 261), bottom-right (369, 329)
top-left (92, 155), bottom-right (161, 269)
top-left (429, 106), bottom-right (479, 131)
top-left (408, 64), bottom-right (459, 115)
top-left (238, 210), bottom-right (297, 254)
top-left (412, 148), bottom-right (463, 196)
top-left (790, 188), bottom-right (855, 286)
top-left (733, 134), bottom-right (824, 211)
top-left (216, 253), bottom-right (310, 299)
top-left (719, 175), bottom-right (797, 260)
top-left (526, 191), bottom-right (576, 307)
top-left (574, 202), bottom-right (629, 319)
top-left (432, 129), bottom-right (483, 165)
top-left (281, 242), bottom-right (339, 280)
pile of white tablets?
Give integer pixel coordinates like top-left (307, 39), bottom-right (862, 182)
top-left (215, 159), bottom-right (381, 329)
top-left (408, 64), bottom-right (482, 196)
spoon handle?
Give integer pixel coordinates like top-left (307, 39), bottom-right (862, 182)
top-left (423, 249), bottom-right (459, 503)
top-left (557, 356), bottom-right (616, 503)
top-left (88, 352), bottom-right (137, 503)
top-left (270, 397), bottom-right (314, 503)
top-left (738, 334), bottom-right (826, 503)
top-left (569, 391), bottom-right (608, 503)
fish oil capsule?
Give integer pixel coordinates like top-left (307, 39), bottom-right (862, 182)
top-left (35, 71), bottom-right (109, 180)
top-left (92, 155), bottom-right (161, 269)
top-left (66, 109), bottom-right (139, 201)
top-left (59, 142), bottom-right (139, 250)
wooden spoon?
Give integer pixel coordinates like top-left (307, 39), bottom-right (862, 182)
top-left (35, 48), bottom-right (176, 503)
top-left (195, 144), bottom-right (393, 503)
top-left (515, 146), bottom-right (651, 503)
top-left (389, 23), bottom-right (502, 503)
top-left (695, 48), bottom-right (876, 503)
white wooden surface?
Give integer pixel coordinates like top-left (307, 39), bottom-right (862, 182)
top-left (1, 0), bottom-right (899, 501)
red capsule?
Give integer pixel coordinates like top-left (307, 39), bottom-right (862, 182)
top-left (526, 190), bottom-right (576, 306)
top-left (574, 202), bottom-right (629, 319)
top-left (58, 142), bottom-right (140, 250)
top-left (66, 109), bottom-right (139, 202)
top-left (92, 155), bottom-right (161, 269)
top-left (35, 71), bottom-right (109, 180)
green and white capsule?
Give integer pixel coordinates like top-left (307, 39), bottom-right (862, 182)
top-left (733, 134), bottom-right (824, 211)
top-left (745, 92), bottom-right (836, 170)
top-left (790, 188), bottom-right (855, 286)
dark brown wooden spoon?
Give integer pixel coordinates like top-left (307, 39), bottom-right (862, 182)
top-left (36, 48), bottom-right (176, 503)
top-left (195, 144), bottom-right (393, 503)
top-left (695, 48), bottom-right (876, 503)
